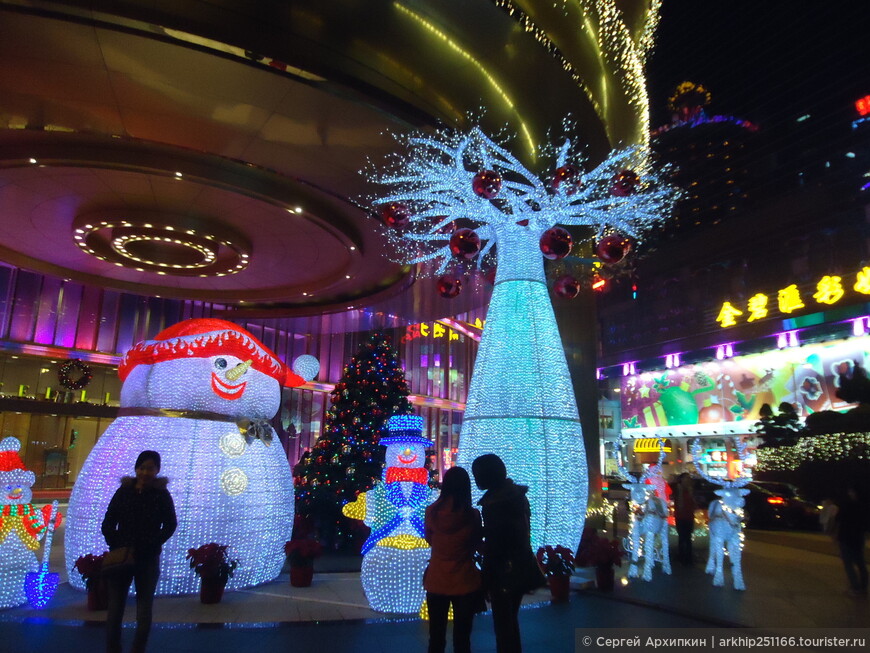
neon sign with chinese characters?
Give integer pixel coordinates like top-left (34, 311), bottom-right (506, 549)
top-left (716, 268), bottom-right (870, 328)
top-left (400, 318), bottom-right (485, 343)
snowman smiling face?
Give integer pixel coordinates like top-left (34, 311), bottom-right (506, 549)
top-left (2, 471), bottom-right (35, 505)
top-left (210, 356), bottom-right (252, 401)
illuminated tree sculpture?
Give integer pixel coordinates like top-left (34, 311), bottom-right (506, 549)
top-left (367, 125), bottom-right (677, 551)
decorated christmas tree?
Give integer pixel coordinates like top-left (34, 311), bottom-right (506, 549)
top-left (294, 332), bottom-right (413, 548)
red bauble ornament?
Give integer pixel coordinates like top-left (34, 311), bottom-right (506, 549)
top-left (449, 228), bottom-right (482, 260)
top-left (539, 227), bottom-right (573, 260)
top-left (595, 234), bottom-right (632, 264)
top-left (550, 164), bottom-right (583, 194)
top-left (553, 275), bottom-right (581, 299)
top-left (472, 170), bottom-right (502, 199)
top-left (436, 275), bottom-right (462, 299)
top-left (610, 170), bottom-right (640, 197)
top-left (378, 202), bottom-right (410, 227)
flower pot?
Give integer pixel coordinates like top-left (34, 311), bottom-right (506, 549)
top-left (547, 574), bottom-right (571, 603)
top-left (595, 565), bottom-right (615, 591)
top-left (87, 580), bottom-right (109, 611)
top-left (290, 563), bottom-right (314, 587)
top-left (199, 576), bottom-right (227, 604)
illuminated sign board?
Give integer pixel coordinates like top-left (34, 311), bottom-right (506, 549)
top-left (715, 268), bottom-right (870, 328)
top-left (400, 318), bottom-right (485, 343)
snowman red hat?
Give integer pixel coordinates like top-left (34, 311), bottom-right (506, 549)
top-left (0, 436), bottom-right (27, 473)
top-left (119, 318), bottom-right (314, 387)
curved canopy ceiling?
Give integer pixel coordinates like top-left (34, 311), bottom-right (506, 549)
top-left (0, 0), bottom-right (655, 324)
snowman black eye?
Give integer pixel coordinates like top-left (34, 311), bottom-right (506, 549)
top-left (214, 358), bottom-right (228, 370)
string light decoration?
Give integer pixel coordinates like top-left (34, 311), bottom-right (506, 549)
top-left (756, 432), bottom-right (870, 471)
top-left (489, 0), bottom-right (661, 147)
top-left (690, 438), bottom-right (750, 591)
top-left (0, 437), bottom-right (58, 608)
top-left (342, 415), bottom-right (436, 613)
top-left (294, 332), bottom-right (414, 549)
top-left (366, 124), bottom-right (677, 552)
top-left (616, 438), bottom-right (670, 581)
top-left (57, 359), bottom-right (93, 391)
top-left (64, 319), bottom-right (318, 595)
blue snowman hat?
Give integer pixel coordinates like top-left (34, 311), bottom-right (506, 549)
top-left (380, 414), bottom-right (432, 447)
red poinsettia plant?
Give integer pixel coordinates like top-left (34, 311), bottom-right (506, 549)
top-left (536, 545), bottom-right (576, 577)
top-left (284, 539), bottom-right (323, 567)
top-left (186, 543), bottom-right (239, 582)
top-left (575, 528), bottom-right (625, 569)
top-left (74, 552), bottom-right (107, 589)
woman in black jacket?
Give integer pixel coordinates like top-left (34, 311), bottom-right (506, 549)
top-left (102, 450), bottom-right (177, 653)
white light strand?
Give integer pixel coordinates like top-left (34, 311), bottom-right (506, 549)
top-left (65, 352), bottom-right (294, 595)
top-left (0, 437), bottom-right (45, 608)
top-left (368, 125), bottom-right (674, 554)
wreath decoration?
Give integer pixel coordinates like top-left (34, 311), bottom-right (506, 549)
top-left (58, 359), bottom-right (93, 390)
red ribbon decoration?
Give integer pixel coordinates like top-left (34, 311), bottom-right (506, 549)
top-left (386, 467), bottom-right (429, 484)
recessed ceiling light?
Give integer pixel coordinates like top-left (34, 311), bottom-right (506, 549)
top-left (294, 207), bottom-right (303, 214)
top-left (349, 246), bottom-right (356, 251)
top-left (175, 171), bottom-right (183, 178)
top-left (345, 275), bottom-right (351, 279)
top-left (302, 292), bottom-right (308, 296)
top-left (28, 158), bottom-right (37, 164)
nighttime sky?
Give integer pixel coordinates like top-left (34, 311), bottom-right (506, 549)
top-left (646, 2), bottom-right (870, 129)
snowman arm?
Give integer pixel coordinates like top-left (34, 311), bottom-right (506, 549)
top-left (342, 492), bottom-right (368, 522)
top-left (40, 504), bottom-right (63, 530)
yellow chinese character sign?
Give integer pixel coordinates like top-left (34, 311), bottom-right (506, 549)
top-left (716, 302), bottom-right (743, 328)
top-left (746, 293), bottom-right (769, 322)
top-left (813, 276), bottom-right (844, 305)
top-left (777, 285), bottom-right (805, 314)
top-left (855, 267), bottom-right (870, 294)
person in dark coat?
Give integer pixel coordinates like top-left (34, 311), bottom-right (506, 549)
top-left (835, 486), bottom-right (868, 596)
top-left (672, 473), bottom-right (697, 565)
top-left (424, 466), bottom-right (484, 653)
top-left (472, 454), bottom-right (541, 653)
top-left (102, 451), bottom-right (177, 653)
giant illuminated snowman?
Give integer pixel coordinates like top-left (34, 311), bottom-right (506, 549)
top-left (0, 437), bottom-right (61, 608)
top-left (342, 414), bottom-right (436, 613)
top-left (65, 319), bottom-right (319, 595)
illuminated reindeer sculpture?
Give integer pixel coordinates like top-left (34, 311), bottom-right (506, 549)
top-left (690, 438), bottom-right (750, 590)
top-left (617, 438), bottom-right (671, 581)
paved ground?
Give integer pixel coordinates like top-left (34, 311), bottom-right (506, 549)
top-left (0, 526), bottom-right (867, 652)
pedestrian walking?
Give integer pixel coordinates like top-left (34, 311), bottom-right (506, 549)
top-left (424, 466), bottom-right (485, 653)
top-left (471, 454), bottom-right (543, 653)
top-left (673, 473), bottom-right (697, 565)
top-left (834, 486), bottom-right (868, 597)
top-left (102, 451), bottom-right (177, 653)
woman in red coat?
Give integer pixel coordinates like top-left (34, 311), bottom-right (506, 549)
top-left (424, 466), bottom-right (484, 653)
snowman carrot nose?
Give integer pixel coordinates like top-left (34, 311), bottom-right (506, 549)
top-left (226, 359), bottom-right (253, 381)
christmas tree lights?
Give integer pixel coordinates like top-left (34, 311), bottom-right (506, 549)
top-left (294, 333), bottom-right (414, 550)
top-left (65, 319), bottom-right (317, 595)
top-left (366, 124), bottom-right (676, 552)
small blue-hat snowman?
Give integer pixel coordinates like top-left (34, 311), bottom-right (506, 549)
top-left (343, 414), bottom-right (436, 613)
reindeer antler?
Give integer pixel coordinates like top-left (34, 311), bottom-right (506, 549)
top-left (617, 436), bottom-right (667, 482)
top-left (690, 438), bottom-right (752, 488)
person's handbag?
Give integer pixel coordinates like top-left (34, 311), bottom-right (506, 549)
top-left (102, 546), bottom-right (135, 575)
top-left (488, 548), bottom-right (546, 595)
